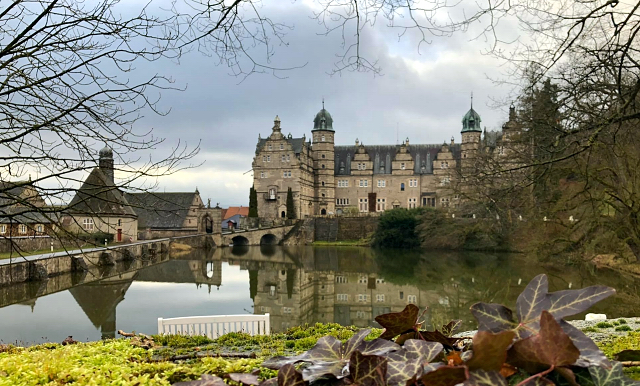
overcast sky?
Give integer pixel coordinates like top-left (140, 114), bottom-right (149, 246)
top-left (122, 1), bottom-right (517, 208)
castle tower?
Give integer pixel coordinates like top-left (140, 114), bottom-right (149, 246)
top-left (311, 102), bottom-right (335, 215)
top-left (460, 96), bottom-right (482, 169)
top-left (98, 146), bottom-right (114, 184)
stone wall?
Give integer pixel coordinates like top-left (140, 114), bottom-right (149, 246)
top-left (313, 216), bottom-right (379, 242)
top-left (0, 236), bottom-right (64, 254)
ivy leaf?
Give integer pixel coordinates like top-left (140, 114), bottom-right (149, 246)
top-left (419, 330), bottom-right (461, 350)
top-left (268, 330), bottom-right (398, 382)
top-left (174, 375), bottom-right (227, 386)
top-left (466, 331), bottom-right (515, 372)
top-left (615, 350), bottom-right (640, 361)
top-left (420, 366), bottom-right (467, 386)
top-left (385, 340), bottom-right (443, 386)
top-left (375, 304), bottom-right (421, 340)
top-left (508, 311), bottom-right (580, 374)
top-left (441, 320), bottom-right (462, 337)
top-left (588, 362), bottom-right (640, 386)
top-left (348, 351), bottom-right (387, 386)
top-left (547, 286), bottom-right (616, 320)
top-left (260, 379), bottom-right (278, 386)
top-left (462, 370), bottom-right (508, 386)
top-left (228, 373), bottom-right (260, 386)
top-left (518, 378), bottom-right (555, 385)
top-left (469, 303), bottom-right (517, 334)
top-left (559, 321), bottom-right (610, 368)
top-left (277, 365), bottom-right (307, 386)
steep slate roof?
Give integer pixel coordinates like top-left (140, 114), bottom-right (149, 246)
top-left (125, 192), bottom-right (197, 229)
top-left (0, 181), bottom-right (45, 208)
top-left (67, 168), bottom-right (136, 217)
top-left (256, 137), bottom-right (307, 155)
top-left (335, 143), bottom-right (462, 175)
top-left (222, 206), bottom-right (249, 220)
top-left (0, 207), bottom-right (55, 224)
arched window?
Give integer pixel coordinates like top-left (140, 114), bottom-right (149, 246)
top-left (321, 209), bottom-right (327, 215)
top-left (321, 181), bottom-right (325, 186)
top-left (281, 211), bottom-right (286, 218)
top-left (321, 164), bottom-right (325, 169)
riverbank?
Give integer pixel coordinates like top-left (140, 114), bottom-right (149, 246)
top-left (1, 322), bottom-right (638, 385)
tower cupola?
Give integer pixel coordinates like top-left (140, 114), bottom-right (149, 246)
top-left (98, 146), bottom-right (114, 184)
top-left (461, 94), bottom-right (482, 133)
top-left (312, 100), bottom-right (334, 131)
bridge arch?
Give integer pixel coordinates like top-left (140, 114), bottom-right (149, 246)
top-left (260, 233), bottom-right (277, 245)
top-left (231, 235), bottom-right (250, 246)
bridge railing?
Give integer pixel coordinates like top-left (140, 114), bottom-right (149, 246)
top-left (157, 314), bottom-right (270, 339)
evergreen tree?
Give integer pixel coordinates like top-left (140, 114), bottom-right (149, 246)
top-left (249, 186), bottom-right (258, 218)
top-left (286, 187), bottom-right (296, 219)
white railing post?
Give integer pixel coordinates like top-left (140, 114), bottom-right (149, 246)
top-left (157, 317), bottom-right (164, 335)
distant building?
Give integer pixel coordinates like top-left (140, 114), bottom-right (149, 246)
top-left (0, 181), bottom-right (55, 237)
top-left (126, 191), bottom-right (220, 239)
top-left (63, 147), bottom-right (138, 242)
top-left (221, 206), bottom-right (249, 230)
top-left (252, 102), bottom-right (521, 219)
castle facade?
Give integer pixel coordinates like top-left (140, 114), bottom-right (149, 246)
top-left (252, 103), bottom-right (518, 219)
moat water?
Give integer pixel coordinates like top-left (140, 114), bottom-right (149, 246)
top-left (1, 246), bottom-right (639, 345)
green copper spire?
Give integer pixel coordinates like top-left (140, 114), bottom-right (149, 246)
top-left (461, 93), bottom-right (482, 133)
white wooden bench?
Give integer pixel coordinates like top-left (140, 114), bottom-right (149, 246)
top-left (157, 314), bottom-right (270, 339)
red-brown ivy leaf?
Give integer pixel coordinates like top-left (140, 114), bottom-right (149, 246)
top-left (421, 366), bottom-right (468, 386)
top-left (375, 304), bottom-right (421, 340)
top-left (462, 370), bottom-right (508, 386)
top-left (277, 364), bottom-right (307, 386)
top-left (466, 331), bottom-right (515, 372)
top-left (441, 320), bottom-right (462, 337)
top-left (508, 311), bottom-right (580, 374)
top-left (228, 373), bottom-right (260, 386)
top-left (419, 330), bottom-right (461, 350)
top-left (259, 379), bottom-right (278, 386)
top-left (174, 375), bottom-right (227, 386)
top-left (348, 351), bottom-right (387, 386)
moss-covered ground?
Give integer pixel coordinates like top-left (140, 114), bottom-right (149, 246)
top-left (0, 324), bottom-right (637, 385)
top-left (0, 324), bottom-right (380, 385)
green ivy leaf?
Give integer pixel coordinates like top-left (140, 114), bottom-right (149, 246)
top-left (277, 364), bottom-right (307, 386)
top-left (547, 286), bottom-right (616, 320)
top-left (462, 370), bottom-right (508, 386)
top-left (385, 340), bottom-right (443, 386)
top-left (588, 362), bottom-right (640, 386)
top-left (420, 366), bottom-right (467, 386)
top-left (418, 330), bottom-right (461, 350)
top-left (375, 304), bottom-right (421, 340)
top-left (348, 351), bottom-right (387, 386)
top-left (469, 303), bottom-right (517, 334)
top-left (466, 331), bottom-right (515, 372)
top-left (508, 311), bottom-right (580, 374)
top-left (559, 321), bottom-right (610, 368)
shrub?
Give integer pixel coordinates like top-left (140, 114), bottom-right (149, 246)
top-left (596, 322), bottom-right (614, 328)
top-left (616, 325), bottom-right (632, 332)
top-left (372, 207), bottom-right (426, 249)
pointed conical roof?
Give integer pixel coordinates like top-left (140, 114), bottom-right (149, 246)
top-left (461, 107), bottom-right (482, 133)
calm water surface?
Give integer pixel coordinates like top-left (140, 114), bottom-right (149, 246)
top-left (1, 246), bottom-right (639, 345)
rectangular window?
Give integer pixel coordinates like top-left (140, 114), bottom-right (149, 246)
top-left (283, 171), bottom-right (288, 178)
top-left (399, 291), bottom-right (404, 300)
top-left (337, 294), bottom-right (349, 301)
top-left (19, 224), bottom-right (26, 234)
top-left (0, 225), bottom-right (5, 234)
top-left (337, 180), bottom-right (349, 188)
top-left (358, 180), bottom-right (368, 187)
top-left (262, 155), bottom-right (266, 162)
top-left (408, 198), bottom-right (417, 209)
top-left (357, 163), bottom-right (366, 170)
top-left (286, 154), bottom-right (290, 161)
top-left (376, 198), bottom-right (386, 212)
top-left (336, 198), bottom-right (350, 206)
top-left (408, 295), bottom-right (417, 303)
top-left (335, 276), bottom-right (347, 284)
top-left (282, 155), bottom-right (286, 162)
top-left (37, 225), bottom-right (43, 233)
top-left (357, 294), bottom-right (369, 302)
top-left (401, 163), bottom-right (406, 170)
top-left (376, 294), bottom-right (385, 302)
top-left (267, 155), bottom-right (271, 162)
top-left (376, 278), bottom-right (385, 284)
top-left (358, 276), bottom-right (368, 284)
top-left (268, 144), bottom-right (272, 150)
top-left (283, 307), bottom-right (292, 314)
top-left (260, 172), bottom-right (266, 178)
top-left (83, 218), bottom-right (94, 231)
top-left (359, 198), bottom-right (368, 212)
top-left (409, 179), bottom-right (418, 187)
top-left (280, 143), bottom-right (284, 150)
top-left (377, 180), bottom-right (386, 188)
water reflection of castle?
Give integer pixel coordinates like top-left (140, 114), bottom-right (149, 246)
top-left (225, 246), bottom-right (450, 333)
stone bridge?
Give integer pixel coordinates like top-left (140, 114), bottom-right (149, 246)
top-left (221, 224), bottom-right (296, 246)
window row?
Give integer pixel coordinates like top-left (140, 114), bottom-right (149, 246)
top-left (334, 293), bottom-right (418, 303)
top-left (336, 198), bottom-right (350, 205)
top-left (0, 224), bottom-right (45, 234)
top-left (337, 180), bottom-right (349, 187)
top-left (282, 170), bottom-right (292, 178)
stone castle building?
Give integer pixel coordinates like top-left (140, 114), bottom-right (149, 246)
top-left (253, 102), bottom-right (520, 219)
